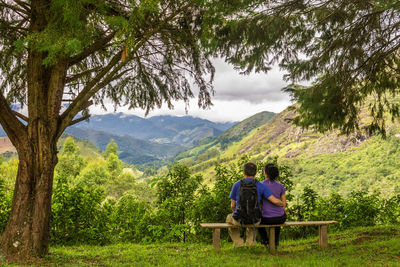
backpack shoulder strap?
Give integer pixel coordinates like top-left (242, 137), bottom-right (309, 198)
top-left (248, 179), bottom-right (257, 186)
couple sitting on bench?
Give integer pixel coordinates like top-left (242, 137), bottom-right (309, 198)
top-left (226, 162), bottom-right (286, 248)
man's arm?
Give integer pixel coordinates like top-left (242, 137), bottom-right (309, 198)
top-left (231, 199), bottom-right (236, 212)
top-left (267, 195), bottom-right (284, 207)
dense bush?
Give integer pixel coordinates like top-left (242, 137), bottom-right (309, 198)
top-left (51, 177), bottom-right (113, 245)
top-left (0, 178), bottom-right (11, 232)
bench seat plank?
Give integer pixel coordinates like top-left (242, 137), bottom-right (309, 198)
top-left (200, 221), bottom-right (338, 228)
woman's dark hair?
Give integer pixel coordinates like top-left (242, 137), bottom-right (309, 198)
top-left (264, 163), bottom-right (279, 180)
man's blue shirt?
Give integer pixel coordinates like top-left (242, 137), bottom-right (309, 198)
top-left (229, 178), bottom-right (272, 214)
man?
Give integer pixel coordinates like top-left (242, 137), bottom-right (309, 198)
top-left (226, 162), bottom-right (284, 247)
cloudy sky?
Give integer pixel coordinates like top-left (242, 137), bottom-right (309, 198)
top-left (90, 58), bottom-right (293, 123)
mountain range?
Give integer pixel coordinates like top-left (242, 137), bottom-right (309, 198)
top-left (63, 113), bottom-right (241, 165)
top-left (1, 114), bottom-right (241, 165)
top-left (70, 113), bottom-right (236, 146)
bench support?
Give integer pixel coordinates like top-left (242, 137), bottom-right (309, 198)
top-left (269, 227), bottom-right (276, 252)
top-left (318, 225), bottom-right (328, 248)
top-left (213, 228), bottom-right (221, 250)
top-left (200, 221), bottom-right (337, 251)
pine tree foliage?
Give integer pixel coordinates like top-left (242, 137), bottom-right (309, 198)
top-left (0, 0), bottom-right (259, 137)
top-left (216, 0), bottom-right (400, 134)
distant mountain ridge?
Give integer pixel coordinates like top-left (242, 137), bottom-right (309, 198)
top-left (0, 113), bottom-right (238, 166)
top-left (73, 113), bottom-right (236, 147)
top-left (65, 126), bottom-right (186, 165)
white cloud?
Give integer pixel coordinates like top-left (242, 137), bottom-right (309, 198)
top-left (90, 98), bottom-right (291, 122)
top-left (212, 58), bottom-right (289, 104)
top-left (90, 59), bottom-right (293, 122)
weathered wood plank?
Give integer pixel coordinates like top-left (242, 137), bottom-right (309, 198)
top-left (200, 221), bottom-right (338, 229)
top-left (319, 225), bottom-right (328, 248)
top-left (269, 227), bottom-right (276, 252)
top-left (212, 228), bottom-right (221, 251)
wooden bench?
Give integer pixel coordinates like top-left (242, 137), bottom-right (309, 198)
top-left (200, 221), bottom-right (338, 252)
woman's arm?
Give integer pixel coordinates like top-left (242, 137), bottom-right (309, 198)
top-left (281, 193), bottom-right (287, 213)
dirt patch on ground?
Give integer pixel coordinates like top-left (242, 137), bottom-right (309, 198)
top-left (357, 228), bottom-right (400, 237)
top-left (351, 236), bottom-right (372, 245)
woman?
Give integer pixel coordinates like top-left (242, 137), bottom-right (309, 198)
top-left (258, 163), bottom-right (287, 248)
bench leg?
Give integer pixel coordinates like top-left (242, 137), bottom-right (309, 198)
top-left (269, 227), bottom-right (276, 252)
top-left (318, 225), bottom-right (328, 248)
top-left (213, 228), bottom-right (221, 250)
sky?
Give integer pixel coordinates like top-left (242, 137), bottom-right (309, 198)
top-left (90, 58), bottom-right (293, 123)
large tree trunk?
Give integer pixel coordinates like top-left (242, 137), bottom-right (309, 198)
top-left (0, 0), bottom-right (68, 258)
top-left (0, 123), bottom-right (58, 260)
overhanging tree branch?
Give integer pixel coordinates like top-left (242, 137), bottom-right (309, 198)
top-left (0, 94), bottom-right (26, 147)
top-left (57, 51), bottom-right (122, 138)
top-left (58, 2), bottom-right (197, 137)
top-left (65, 66), bottom-right (102, 83)
top-left (12, 111), bottom-right (28, 122)
top-left (68, 32), bottom-right (116, 66)
top-left (68, 114), bottom-right (90, 126)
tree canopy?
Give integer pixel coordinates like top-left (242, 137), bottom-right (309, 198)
top-left (1, 0), bottom-right (219, 138)
top-left (216, 0), bottom-right (400, 134)
top-left (0, 0), bottom-right (270, 259)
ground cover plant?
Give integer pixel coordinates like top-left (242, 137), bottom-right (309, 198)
top-left (0, 225), bottom-right (398, 266)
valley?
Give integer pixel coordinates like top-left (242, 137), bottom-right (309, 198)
top-left (1, 108), bottom-right (400, 198)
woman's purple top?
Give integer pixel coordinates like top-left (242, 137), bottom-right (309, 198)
top-left (261, 179), bottom-right (286, 218)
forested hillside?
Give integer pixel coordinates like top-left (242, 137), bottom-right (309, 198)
top-left (178, 107), bottom-right (400, 198)
top-left (174, 111), bottom-right (276, 164)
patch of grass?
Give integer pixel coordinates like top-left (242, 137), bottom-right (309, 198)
top-left (2, 225), bottom-right (399, 266)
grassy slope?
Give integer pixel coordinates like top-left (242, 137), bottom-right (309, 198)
top-left (3, 226), bottom-right (398, 266)
top-left (185, 106), bottom-right (400, 197)
top-left (284, 135), bottom-right (400, 198)
top-left (174, 111), bottom-right (275, 163)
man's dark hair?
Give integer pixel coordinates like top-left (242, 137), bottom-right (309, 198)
top-left (265, 163), bottom-right (279, 180)
top-left (243, 162), bottom-right (257, 177)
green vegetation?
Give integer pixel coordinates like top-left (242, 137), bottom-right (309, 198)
top-left (58, 134), bottom-right (102, 158)
top-left (2, 0), bottom-right (273, 259)
top-left (2, 146), bottom-right (399, 247)
top-left (0, 137), bottom-right (399, 266)
top-left (285, 135), bottom-right (400, 198)
top-left (0, 226), bottom-right (398, 266)
top-left (176, 107), bottom-right (400, 200)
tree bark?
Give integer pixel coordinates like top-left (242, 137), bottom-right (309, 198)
top-left (0, 9), bottom-right (64, 255)
top-left (0, 121), bottom-right (58, 260)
